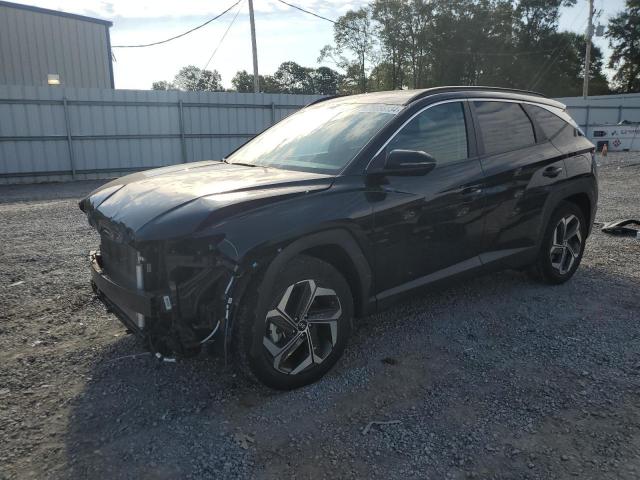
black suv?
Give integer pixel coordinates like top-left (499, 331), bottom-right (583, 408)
top-left (80, 87), bottom-right (597, 389)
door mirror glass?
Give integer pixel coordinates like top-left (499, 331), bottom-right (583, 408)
top-left (383, 149), bottom-right (436, 175)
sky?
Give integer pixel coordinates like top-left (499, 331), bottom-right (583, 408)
top-left (12, 0), bottom-right (629, 90)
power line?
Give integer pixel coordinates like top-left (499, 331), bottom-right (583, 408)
top-left (200, 0), bottom-right (244, 74)
top-left (442, 48), bottom-right (558, 57)
top-left (527, 41), bottom-right (570, 90)
top-left (528, 13), bottom-right (589, 90)
top-left (528, 29), bottom-right (585, 91)
top-left (277, 0), bottom-right (569, 58)
top-left (275, 0), bottom-right (361, 33)
top-left (275, 0), bottom-right (340, 26)
top-left (112, 0), bottom-right (242, 48)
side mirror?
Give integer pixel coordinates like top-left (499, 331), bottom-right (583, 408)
top-left (382, 149), bottom-right (437, 175)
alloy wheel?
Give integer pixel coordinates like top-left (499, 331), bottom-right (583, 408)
top-left (549, 214), bottom-right (582, 275)
top-left (263, 279), bottom-right (341, 375)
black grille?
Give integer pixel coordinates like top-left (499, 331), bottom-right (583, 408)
top-left (100, 234), bottom-right (138, 290)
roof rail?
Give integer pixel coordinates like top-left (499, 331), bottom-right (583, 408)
top-left (407, 86), bottom-right (547, 104)
top-left (305, 95), bottom-right (342, 107)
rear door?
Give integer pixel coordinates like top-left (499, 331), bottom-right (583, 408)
top-left (471, 100), bottom-right (567, 265)
top-left (368, 100), bottom-right (486, 297)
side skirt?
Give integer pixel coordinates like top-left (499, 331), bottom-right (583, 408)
top-left (375, 256), bottom-right (483, 311)
top-left (373, 245), bottom-right (539, 313)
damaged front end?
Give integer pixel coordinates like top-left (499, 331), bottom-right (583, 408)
top-left (78, 162), bottom-right (334, 359)
top-left (89, 229), bottom-right (247, 358)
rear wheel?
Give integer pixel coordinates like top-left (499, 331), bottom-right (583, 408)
top-left (235, 255), bottom-right (353, 390)
top-left (530, 201), bottom-right (586, 284)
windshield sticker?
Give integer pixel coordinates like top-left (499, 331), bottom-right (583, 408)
top-left (355, 104), bottom-right (403, 115)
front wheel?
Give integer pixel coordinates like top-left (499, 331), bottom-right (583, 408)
top-left (235, 255), bottom-right (353, 390)
top-left (530, 201), bottom-right (587, 284)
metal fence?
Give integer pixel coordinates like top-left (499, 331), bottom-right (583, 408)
top-left (558, 94), bottom-right (640, 144)
top-left (0, 85), bottom-right (322, 184)
top-left (3, 88), bottom-right (639, 185)
top-left (565, 105), bottom-right (640, 138)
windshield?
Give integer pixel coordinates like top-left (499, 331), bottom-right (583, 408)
top-left (226, 103), bottom-right (400, 174)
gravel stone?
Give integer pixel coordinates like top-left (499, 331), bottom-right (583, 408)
top-left (0, 152), bottom-right (639, 479)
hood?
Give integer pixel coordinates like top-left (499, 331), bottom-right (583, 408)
top-left (80, 161), bottom-right (334, 242)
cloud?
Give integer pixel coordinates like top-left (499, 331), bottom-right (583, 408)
top-left (18, 0), bottom-right (369, 20)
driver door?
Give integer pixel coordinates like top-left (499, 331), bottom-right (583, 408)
top-left (368, 101), bottom-right (487, 299)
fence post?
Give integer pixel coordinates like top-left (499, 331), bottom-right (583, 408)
top-left (271, 102), bottom-right (276, 125)
top-left (584, 105), bottom-right (590, 137)
top-left (617, 105), bottom-right (623, 123)
top-left (178, 100), bottom-right (187, 163)
top-left (62, 97), bottom-right (76, 179)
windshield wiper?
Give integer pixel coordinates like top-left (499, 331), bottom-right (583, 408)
top-left (222, 159), bottom-right (257, 167)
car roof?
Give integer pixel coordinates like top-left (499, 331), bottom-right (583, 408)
top-left (314, 86), bottom-right (565, 110)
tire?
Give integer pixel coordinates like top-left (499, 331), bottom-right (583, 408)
top-left (235, 255), bottom-right (353, 390)
top-left (530, 201), bottom-right (587, 284)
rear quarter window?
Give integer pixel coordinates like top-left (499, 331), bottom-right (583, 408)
top-left (525, 105), bottom-right (578, 144)
top-left (473, 101), bottom-right (536, 155)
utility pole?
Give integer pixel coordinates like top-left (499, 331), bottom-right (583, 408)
top-left (248, 0), bottom-right (260, 93)
top-left (582, 0), bottom-right (595, 99)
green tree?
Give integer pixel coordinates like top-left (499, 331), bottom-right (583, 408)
top-left (371, 0), bottom-right (411, 89)
top-left (310, 67), bottom-right (342, 95)
top-left (512, 0), bottom-right (577, 90)
top-left (152, 66), bottom-right (223, 91)
top-left (607, 0), bottom-right (640, 92)
top-left (261, 75), bottom-right (282, 93)
top-left (367, 62), bottom-right (395, 91)
top-left (231, 70), bottom-right (268, 93)
top-left (231, 65), bottom-right (340, 95)
top-left (273, 61), bottom-right (314, 93)
top-left (319, 8), bottom-right (376, 93)
top-left (172, 66), bottom-right (223, 91)
top-left (151, 80), bottom-right (176, 91)
top-left (529, 31), bottom-right (609, 96)
top-left (323, 0), bottom-right (609, 96)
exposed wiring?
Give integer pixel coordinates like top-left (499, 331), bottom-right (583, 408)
top-left (199, 320), bottom-right (221, 344)
top-left (112, 0), bottom-right (242, 48)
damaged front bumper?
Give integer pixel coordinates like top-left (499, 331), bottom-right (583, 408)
top-left (90, 250), bottom-right (159, 336)
top-left (89, 246), bottom-right (244, 357)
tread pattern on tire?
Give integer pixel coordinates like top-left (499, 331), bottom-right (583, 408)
top-left (530, 201), bottom-right (586, 285)
top-left (232, 254), bottom-right (353, 389)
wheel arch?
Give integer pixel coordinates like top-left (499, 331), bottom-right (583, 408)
top-left (300, 243), bottom-right (367, 318)
top-left (563, 192), bottom-right (592, 232)
top-left (250, 229), bottom-right (374, 319)
top-left (538, 178), bottom-right (597, 249)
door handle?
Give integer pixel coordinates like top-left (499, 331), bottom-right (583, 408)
top-left (543, 166), bottom-right (563, 178)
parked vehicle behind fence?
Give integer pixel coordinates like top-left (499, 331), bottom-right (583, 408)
top-left (80, 86), bottom-right (597, 389)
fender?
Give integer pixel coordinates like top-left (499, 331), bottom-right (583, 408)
top-left (537, 174), bottom-right (597, 250)
top-left (248, 228), bottom-right (374, 319)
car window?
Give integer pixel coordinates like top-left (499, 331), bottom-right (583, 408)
top-left (388, 102), bottom-right (468, 165)
top-left (227, 103), bottom-right (399, 174)
top-left (526, 105), bottom-right (577, 143)
top-left (473, 101), bottom-right (535, 155)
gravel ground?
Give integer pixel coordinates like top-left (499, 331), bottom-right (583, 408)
top-left (1, 152), bottom-right (639, 480)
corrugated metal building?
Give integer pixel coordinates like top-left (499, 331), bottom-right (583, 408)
top-left (0, 1), bottom-right (114, 88)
